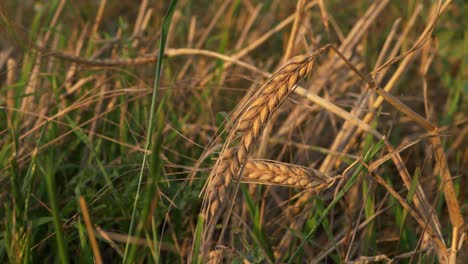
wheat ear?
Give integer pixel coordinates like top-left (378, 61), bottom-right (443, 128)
top-left (203, 47), bottom-right (330, 241)
top-left (206, 52), bottom-right (320, 218)
top-left (242, 160), bottom-right (336, 189)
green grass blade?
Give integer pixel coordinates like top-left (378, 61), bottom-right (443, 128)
top-left (41, 124), bottom-right (69, 264)
top-left (126, 101), bottom-right (166, 262)
top-left (191, 214), bottom-right (205, 264)
top-left (123, 1), bottom-right (179, 263)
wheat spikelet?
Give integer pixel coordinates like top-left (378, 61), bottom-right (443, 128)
top-left (205, 147), bottom-right (239, 218)
top-left (242, 160), bottom-right (336, 189)
top-left (206, 249), bottom-right (222, 264)
top-left (205, 246), bottom-right (237, 264)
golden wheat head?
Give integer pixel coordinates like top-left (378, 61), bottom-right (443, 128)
top-left (242, 160), bottom-right (336, 189)
top-left (201, 47), bottom-right (331, 258)
top-left (205, 52), bottom-right (324, 218)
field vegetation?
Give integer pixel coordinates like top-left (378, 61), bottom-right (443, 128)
top-left (0, 0), bottom-right (466, 263)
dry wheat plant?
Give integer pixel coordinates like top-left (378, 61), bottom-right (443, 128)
top-left (198, 47), bottom-right (338, 261)
top-left (0, 0), bottom-right (466, 263)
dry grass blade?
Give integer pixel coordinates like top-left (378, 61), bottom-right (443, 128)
top-left (78, 197), bottom-right (103, 264)
top-left (347, 255), bottom-right (392, 264)
top-left (242, 160), bottom-right (337, 189)
top-left (282, 0), bottom-right (305, 62)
